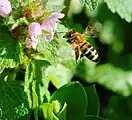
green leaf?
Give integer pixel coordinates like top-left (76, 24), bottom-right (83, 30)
top-left (46, 4), bottom-right (65, 13)
top-left (40, 103), bottom-right (59, 120)
top-left (51, 82), bottom-right (87, 120)
top-left (33, 60), bottom-right (51, 103)
top-left (56, 102), bottom-right (67, 120)
top-left (80, 0), bottom-right (99, 10)
top-left (92, 64), bottom-right (132, 96)
top-left (32, 80), bottom-right (39, 109)
top-left (10, 0), bottom-right (20, 8)
top-left (24, 60), bottom-right (51, 108)
top-left (24, 62), bottom-right (34, 108)
top-left (85, 115), bottom-right (105, 120)
top-left (46, 64), bottom-right (73, 88)
top-left (104, 96), bottom-right (132, 120)
top-left (37, 39), bottom-right (58, 65)
top-left (104, 0), bottom-right (132, 22)
top-left (75, 59), bottom-right (96, 82)
top-left (84, 85), bottom-right (100, 116)
top-left (0, 81), bottom-right (29, 120)
top-left (0, 25), bottom-right (21, 73)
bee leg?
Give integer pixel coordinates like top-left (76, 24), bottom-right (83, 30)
top-left (75, 46), bottom-right (80, 61)
top-left (79, 53), bottom-right (84, 62)
top-left (80, 53), bottom-right (84, 58)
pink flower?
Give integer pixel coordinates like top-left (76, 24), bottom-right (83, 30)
top-left (0, 0), bottom-right (12, 18)
top-left (25, 13), bottom-right (65, 49)
top-left (26, 22), bottom-right (42, 49)
top-left (29, 22), bottom-right (42, 39)
top-left (41, 12), bottom-right (65, 41)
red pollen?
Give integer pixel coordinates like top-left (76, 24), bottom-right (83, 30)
top-left (24, 12), bottom-right (31, 18)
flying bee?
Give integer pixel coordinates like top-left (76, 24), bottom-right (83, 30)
top-left (63, 20), bottom-right (102, 63)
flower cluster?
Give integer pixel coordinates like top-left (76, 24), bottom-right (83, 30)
top-left (0, 0), bottom-right (65, 49)
top-left (27, 12), bottom-right (64, 48)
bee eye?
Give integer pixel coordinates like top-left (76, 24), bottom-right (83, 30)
top-left (66, 33), bottom-right (72, 38)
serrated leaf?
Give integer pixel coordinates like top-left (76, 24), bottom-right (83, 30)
top-left (33, 60), bottom-right (51, 103)
top-left (46, 5), bottom-right (65, 13)
top-left (85, 115), bottom-right (105, 120)
top-left (84, 85), bottom-right (100, 116)
top-left (80, 0), bottom-right (99, 10)
top-left (104, 96), bottom-right (132, 120)
top-left (104, 0), bottom-right (132, 22)
top-left (24, 60), bottom-right (51, 108)
top-left (0, 25), bottom-right (21, 73)
top-left (37, 39), bottom-right (58, 65)
top-left (46, 64), bottom-right (73, 88)
top-left (51, 82), bottom-right (87, 120)
top-left (0, 81), bottom-right (29, 120)
top-left (24, 62), bottom-right (34, 108)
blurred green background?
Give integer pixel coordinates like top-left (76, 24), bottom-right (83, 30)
top-left (47, 0), bottom-right (132, 119)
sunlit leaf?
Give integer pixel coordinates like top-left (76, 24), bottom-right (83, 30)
top-left (24, 60), bottom-right (51, 108)
top-left (0, 25), bottom-right (21, 73)
top-left (33, 60), bottom-right (51, 103)
top-left (24, 62), bottom-right (34, 108)
top-left (51, 82), bottom-right (87, 120)
top-left (0, 81), bottom-right (29, 120)
top-left (93, 64), bottom-right (132, 96)
top-left (37, 39), bottom-right (58, 65)
top-left (75, 59), bottom-right (96, 82)
top-left (32, 80), bottom-right (39, 109)
top-left (46, 5), bottom-right (65, 13)
top-left (46, 64), bottom-right (73, 88)
top-left (40, 103), bottom-right (59, 120)
top-left (104, 0), bottom-right (132, 22)
top-left (56, 102), bottom-right (67, 120)
top-left (80, 0), bottom-right (99, 10)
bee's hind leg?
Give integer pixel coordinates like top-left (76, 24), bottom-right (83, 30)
top-left (74, 46), bottom-right (80, 63)
top-left (79, 53), bottom-right (85, 62)
top-left (80, 53), bottom-right (84, 58)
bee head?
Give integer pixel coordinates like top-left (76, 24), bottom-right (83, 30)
top-left (63, 29), bottom-right (76, 38)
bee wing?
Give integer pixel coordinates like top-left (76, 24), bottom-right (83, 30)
top-left (83, 19), bottom-right (102, 39)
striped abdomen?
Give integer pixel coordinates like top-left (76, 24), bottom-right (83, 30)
top-left (80, 42), bottom-right (100, 63)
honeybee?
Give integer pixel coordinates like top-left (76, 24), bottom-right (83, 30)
top-left (63, 20), bottom-right (102, 63)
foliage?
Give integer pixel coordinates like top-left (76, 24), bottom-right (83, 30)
top-left (0, 0), bottom-right (132, 120)
top-left (104, 0), bottom-right (132, 22)
top-left (80, 0), bottom-right (99, 10)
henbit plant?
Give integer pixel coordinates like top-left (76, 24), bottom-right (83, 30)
top-left (0, 0), bottom-right (132, 120)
